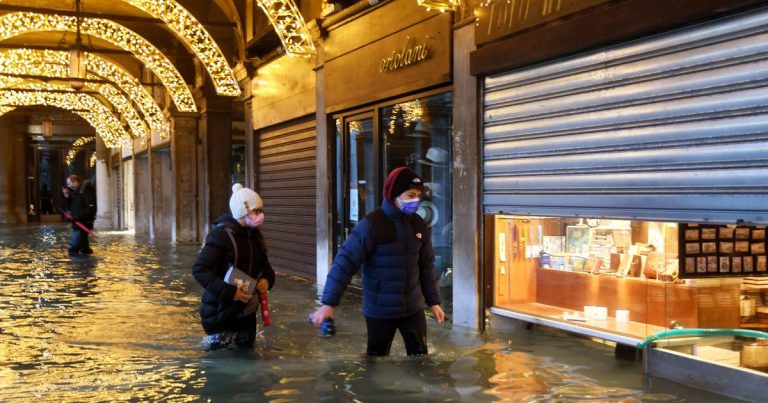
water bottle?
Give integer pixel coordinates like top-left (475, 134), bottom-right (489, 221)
top-left (308, 313), bottom-right (335, 337)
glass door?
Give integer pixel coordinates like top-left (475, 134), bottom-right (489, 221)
top-left (334, 113), bottom-right (377, 250)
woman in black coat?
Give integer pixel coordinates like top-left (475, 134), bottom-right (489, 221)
top-left (192, 184), bottom-right (275, 349)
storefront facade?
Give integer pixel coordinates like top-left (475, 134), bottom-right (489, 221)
top-left (317, 1), bottom-right (456, 313)
top-left (471, 0), bottom-right (768, 398)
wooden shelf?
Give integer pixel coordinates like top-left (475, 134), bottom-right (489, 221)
top-left (498, 302), bottom-right (666, 340)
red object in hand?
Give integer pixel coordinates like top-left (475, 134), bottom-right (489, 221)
top-left (260, 292), bottom-right (271, 327)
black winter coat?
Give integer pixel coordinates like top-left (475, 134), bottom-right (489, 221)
top-left (192, 215), bottom-right (275, 334)
top-left (64, 181), bottom-right (97, 228)
top-left (321, 199), bottom-right (441, 319)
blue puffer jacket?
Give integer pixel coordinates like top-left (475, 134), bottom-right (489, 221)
top-left (321, 199), bottom-right (441, 319)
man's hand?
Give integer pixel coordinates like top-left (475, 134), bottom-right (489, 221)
top-left (61, 187), bottom-right (70, 197)
top-left (310, 305), bottom-right (334, 326)
top-left (256, 278), bottom-right (269, 294)
top-left (233, 284), bottom-right (253, 303)
top-left (430, 305), bottom-right (445, 323)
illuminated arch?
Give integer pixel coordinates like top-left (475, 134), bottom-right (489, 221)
top-left (0, 49), bottom-right (169, 138)
top-left (121, 0), bottom-right (241, 95)
top-left (6, 79), bottom-right (149, 140)
top-left (256, 0), bottom-right (316, 57)
top-left (0, 90), bottom-right (130, 147)
top-left (66, 136), bottom-right (96, 166)
top-left (0, 12), bottom-right (197, 112)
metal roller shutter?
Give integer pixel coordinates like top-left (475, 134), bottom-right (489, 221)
top-left (255, 118), bottom-right (317, 278)
top-left (483, 8), bottom-right (768, 224)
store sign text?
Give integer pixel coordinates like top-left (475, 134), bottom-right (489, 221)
top-left (379, 36), bottom-right (430, 73)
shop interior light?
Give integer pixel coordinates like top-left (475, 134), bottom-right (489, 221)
top-left (256, 0), bottom-right (316, 57)
top-left (416, 0), bottom-right (460, 12)
top-left (0, 12), bottom-right (197, 112)
top-left (120, 0), bottom-right (241, 96)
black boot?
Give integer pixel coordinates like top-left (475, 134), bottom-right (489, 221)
top-left (68, 248), bottom-right (79, 257)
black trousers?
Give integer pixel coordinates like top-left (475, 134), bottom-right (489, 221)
top-left (365, 310), bottom-right (428, 356)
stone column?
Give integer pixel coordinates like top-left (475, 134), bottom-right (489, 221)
top-left (452, 22), bottom-right (481, 330)
top-left (198, 95), bottom-right (233, 234)
top-left (94, 137), bottom-right (113, 230)
top-left (244, 98), bottom-right (254, 189)
top-left (170, 113), bottom-right (199, 243)
top-left (0, 115), bottom-right (17, 224)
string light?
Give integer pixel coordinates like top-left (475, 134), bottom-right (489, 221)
top-left (416, 0), bottom-right (460, 12)
top-left (0, 12), bottom-right (197, 112)
top-left (0, 51), bottom-right (153, 139)
top-left (0, 90), bottom-right (129, 147)
top-left (89, 152), bottom-right (97, 168)
top-left (121, 0), bottom-right (241, 96)
top-left (65, 136), bottom-right (96, 166)
top-left (256, 0), bottom-right (316, 57)
top-left (388, 99), bottom-right (424, 135)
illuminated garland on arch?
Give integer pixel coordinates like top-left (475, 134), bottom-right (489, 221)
top-left (0, 12), bottom-right (197, 112)
top-left (66, 136), bottom-right (96, 166)
top-left (256, 0), bottom-right (316, 57)
top-left (0, 90), bottom-right (129, 147)
top-left (121, 0), bottom-right (241, 96)
top-left (0, 49), bottom-right (169, 138)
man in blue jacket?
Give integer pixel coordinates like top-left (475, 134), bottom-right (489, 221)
top-left (310, 167), bottom-right (445, 356)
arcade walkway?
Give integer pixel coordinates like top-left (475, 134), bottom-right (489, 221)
top-left (0, 224), bottom-right (733, 401)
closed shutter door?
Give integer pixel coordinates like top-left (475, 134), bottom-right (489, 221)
top-left (255, 118), bottom-right (317, 278)
top-left (483, 8), bottom-right (768, 224)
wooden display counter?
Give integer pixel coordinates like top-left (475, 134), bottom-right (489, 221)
top-left (495, 266), bottom-right (740, 332)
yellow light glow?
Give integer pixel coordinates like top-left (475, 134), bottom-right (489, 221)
top-left (121, 0), bottom-right (241, 96)
top-left (66, 136), bottom-right (96, 166)
top-left (388, 99), bottom-right (424, 135)
top-left (0, 12), bottom-right (197, 112)
top-left (256, 0), bottom-right (316, 57)
top-left (0, 106), bottom-right (14, 115)
top-left (416, 0), bottom-right (460, 12)
top-left (0, 90), bottom-right (129, 147)
top-left (0, 49), bottom-right (169, 138)
top-left (2, 80), bottom-right (148, 140)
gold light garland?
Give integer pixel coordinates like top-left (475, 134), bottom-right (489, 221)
top-left (256, 0), bottom-right (316, 57)
top-left (0, 50), bottom-right (154, 138)
top-left (65, 136), bottom-right (96, 166)
top-left (388, 99), bottom-right (424, 135)
top-left (5, 80), bottom-right (149, 140)
top-left (0, 106), bottom-right (15, 116)
top-left (121, 0), bottom-right (241, 96)
top-left (0, 12), bottom-right (197, 112)
top-left (0, 90), bottom-right (129, 147)
top-left (416, 0), bottom-right (460, 12)
top-left (89, 152), bottom-right (97, 168)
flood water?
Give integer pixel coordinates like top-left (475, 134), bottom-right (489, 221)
top-left (0, 225), bottom-right (736, 401)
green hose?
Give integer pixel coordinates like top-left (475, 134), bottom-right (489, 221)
top-left (636, 328), bottom-right (768, 349)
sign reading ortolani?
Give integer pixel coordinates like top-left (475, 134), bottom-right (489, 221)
top-left (324, 3), bottom-right (451, 112)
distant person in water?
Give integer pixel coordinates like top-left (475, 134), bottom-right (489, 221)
top-left (192, 184), bottom-right (275, 350)
top-left (310, 167), bottom-right (444, 357)
top-left (62, 175), bottom-right (96, 257)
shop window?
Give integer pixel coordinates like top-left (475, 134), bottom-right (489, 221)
top-left (490, 215), bottom-right (768, 374)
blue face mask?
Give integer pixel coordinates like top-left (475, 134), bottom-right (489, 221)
top-left (398, 197), bottom-right (420, 214)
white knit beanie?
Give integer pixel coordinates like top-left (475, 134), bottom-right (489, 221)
top-left (229, 183), bottom-right (263, 220)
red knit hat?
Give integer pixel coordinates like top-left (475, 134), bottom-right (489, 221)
top-left (383, 167), bottom-right (424, 203)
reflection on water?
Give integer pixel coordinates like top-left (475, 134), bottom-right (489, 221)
top-left (0, 225), bottom-right (732, 401)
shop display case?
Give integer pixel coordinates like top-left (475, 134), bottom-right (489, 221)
top-left (487, 215), bottom-right (746, 342)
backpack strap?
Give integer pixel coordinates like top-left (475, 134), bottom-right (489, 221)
top-left (223, 227), bottom-right (238, 266)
